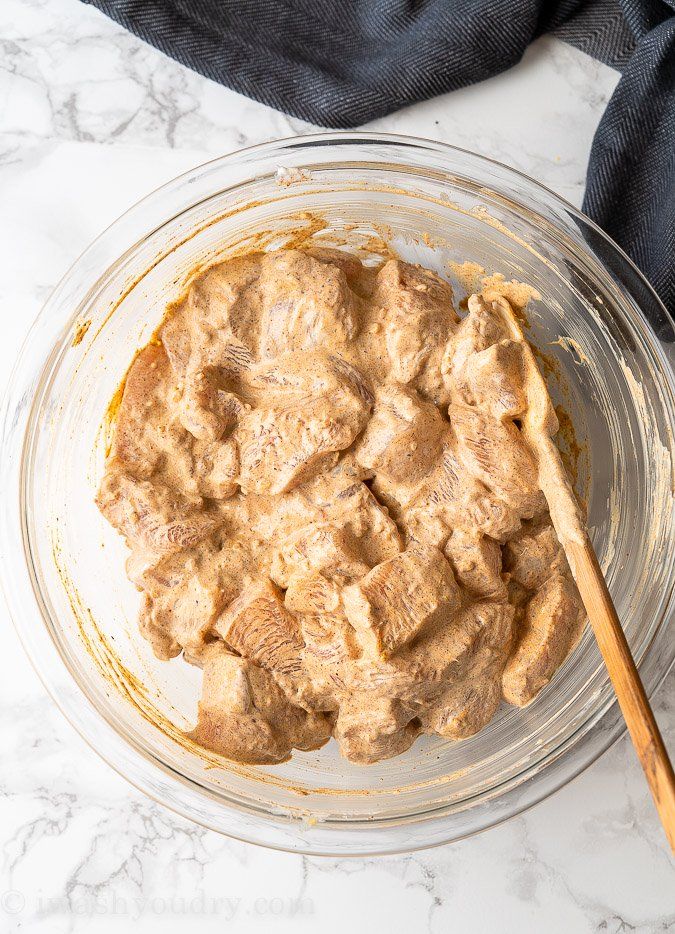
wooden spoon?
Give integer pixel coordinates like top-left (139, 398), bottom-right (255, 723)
top-left (489, 293), bottom-right (675, 852)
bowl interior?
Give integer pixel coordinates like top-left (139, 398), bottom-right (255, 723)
top-left (16, 139), bottom-right (675, 850)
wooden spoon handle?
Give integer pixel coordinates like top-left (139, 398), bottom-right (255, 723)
top-left (481, 292), bottom-right (674, 849)
top-left (567, 537), bottom-right (675, 853)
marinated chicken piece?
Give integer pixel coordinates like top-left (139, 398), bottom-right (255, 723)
top-left (237, 392), bottom-right (365, 495)
top-left (126, 536), bottom-right (238, 597)
top-left (179, 255), bottom-right (263, 365)
top-left (326, 354), bottom-right (375, 407)
top-left (112, 344), bottom-right (174, 479)
top-left (161, 259), bottom-right (262, 443)
top-left (373, 260), bottom-right (458, 402)
top-left (348, 600), bottom-right (514, 708)
top-left (243, 351), bottom-right (325, 400)
top-left (257, 250), bottom-right (358, 358)
top-left (190, 255), bottom-right (262, 329)
top-left (192, 439), bottom-right (239, 500)
top-left (136, 598), bottom-right (182, 660)
top-left (215, 580), bottom-right (305, 679)
top-left (284, 573), bottom-right (341, 614)
top-left (333, 696), bottom-right (420, 764)
top-left (243, 349), bottom-right (372, 409)
top-left (97, 469), bottom-right (219, 555)
top-left (125, 546), bottom-right (192, 596)
top-left (444, 528), bottom-right (506, 599)
top-left (271, 522), bottom-right (369, 588)
top-left (302, 246), bottom-right (365, 285)
top-left (98, 248), bottom-right (586, 766)
top-left (412, 601), bottom-right (512, 693)
top-left (355, 384), bottom-right (446, 484)
top-left (418, 599), bottom-right (514, 738)
top-left (179, 368), bottom-right (248, 442)
top-left (503, 519), bottom-right (569, 589)
top-left (298, 612), bottom-right (360, 710)
top-left (504, 578), bottom-right (530, 650)
top-left (189, 649), bottom-right (331, 764)
top-left (342, 546), bottom-right (461, 658)
top-left (128, 536), bottom-right (253, 663)
top-left (138, 574), bottom-right (222, 663)
top-left (237, 352), bottom-right (370, 495)
top-left (160, 308), bottom-right (192, 378)
top-left (294, 467), bottom-right (403, 568)
top-left (450, 404), bottom-right (545, 516)
top-left (502, 573), bottom-right (584, 706)
top-left (423, 678), bottom-right (502, 739)
top-left (441, 293), bottom-right (509, 392)
top-left (238, 457), bottom-right (401, 577)
top-left (111, 344), bottom-right (208, 498)
top-left (460, 340), bottom-right (528, 420)
top-left (405, 444), bottom-right (522, 546)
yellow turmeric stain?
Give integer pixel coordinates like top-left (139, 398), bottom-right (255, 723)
top-left (72, 319), bottom-right (91, 347)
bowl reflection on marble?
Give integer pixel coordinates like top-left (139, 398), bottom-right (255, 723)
top-left (1, 133), bottom-right (673, 856)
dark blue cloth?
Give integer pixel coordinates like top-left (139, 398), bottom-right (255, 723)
top-left (583, 1), bottom-right (675, 330)
top-left (82, 0), bottom-right (675, 327)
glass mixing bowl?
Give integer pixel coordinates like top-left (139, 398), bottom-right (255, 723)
top-left (1, 133), bottom-right (674, 856)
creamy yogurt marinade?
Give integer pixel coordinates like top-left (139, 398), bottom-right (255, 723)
top-left (97, 247), bottom-right (585, 765)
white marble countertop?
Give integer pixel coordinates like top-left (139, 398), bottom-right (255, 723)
top-left (1, 1), bottom-right (673, 930)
